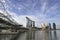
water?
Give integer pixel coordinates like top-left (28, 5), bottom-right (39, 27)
top-left (0, 30), bottom-right (60, 40)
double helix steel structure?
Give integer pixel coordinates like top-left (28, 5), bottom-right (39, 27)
top-left (0, 0), bottom-right (22, 28)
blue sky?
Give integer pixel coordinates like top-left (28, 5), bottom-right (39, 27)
top-left (0, 0), bottom-right (60, 27)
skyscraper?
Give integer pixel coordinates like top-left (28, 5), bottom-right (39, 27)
top-left (49, 23), bottom-right (51, 29)
top-left (53, 23), bottom-right (56, 30)
top-left (32, 21), bottom-right (35, 27)
top-left (26, 17), bottom-right (35, 28)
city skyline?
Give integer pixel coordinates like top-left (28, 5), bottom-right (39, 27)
top-left (0, 0), bottom-right (60, 27)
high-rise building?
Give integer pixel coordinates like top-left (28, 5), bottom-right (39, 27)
top-left (26, 17), bottom-right (35, 28)
top-left (53, 23), bottom-right (56, 30)
top-left (49, 23), bottom-right (51, 29)
top-left (32, 21), bottom-right (35, 27)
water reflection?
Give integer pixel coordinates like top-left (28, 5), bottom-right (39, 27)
top-left (0, 35), bottom-right (16, 40)
top-left (53, 30), bottom-right (58, 40)
top-left (41, 30), bottom-right (50, 40)
top-left (40, 30), bottom-right (58, 40)
top-left (0, 30), bottom-right (59, 40)
top-left (49, 30), bottom-right (52, 40)
top-left (26, 31), bottom-right (35, 40)
top-left (49, 30), bottom-right (58, 40)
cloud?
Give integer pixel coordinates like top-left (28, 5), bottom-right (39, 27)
top-left (41, 2), bottom-right (47, 14)
top-left (7, 10), bottom-right (47, 28)
top-left (0, 0), bottom-right (60, 28)
top-left (40, 0), bottom-right (48, 14)
top-left (14, 15), bottom-right (38, 27)
top-left (0, 0), bottom-right (39, 27)
top-left (46, 4), bottom-right (58, 13)
top-left (6, 10), bottom-right (39, 27)
top-left (0, 0), bottom-right (5, 2)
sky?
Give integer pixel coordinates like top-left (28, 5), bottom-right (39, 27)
top-left (0, 0), bottom-right (60, 28)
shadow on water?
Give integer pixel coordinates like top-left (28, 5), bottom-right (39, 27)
top-left (0, 34), bottom-right (16, 40)
top-left (10, 30), bottom-right (58, 40)
top-left (17, 31), bottom-right (35, 40)
top-left (0, 30), bottom-right (58, 40)
top-left (10, 31), bottom-right (25, 40)
top-left (11, 31), bottom-right (35, 40)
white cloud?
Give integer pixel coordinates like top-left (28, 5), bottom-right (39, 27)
top-left (1, 0), bottom-right (60, 28)
top-left (41, 2), bottom-right (47, 14)
top-left (0, 0), bottom-right (5, 3)
top-left (13, 15), bottom-right (38, 27)
top-left (40, 0), bottom-right (48, 14)
top-left (6, 11), bottom-right (39, 27)
top-left (0, 0), bottom-right (40, 27)
top-left (46, 4), bottom-right (58, 13)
